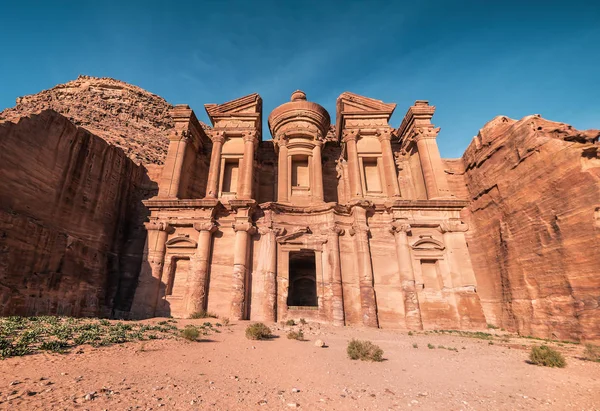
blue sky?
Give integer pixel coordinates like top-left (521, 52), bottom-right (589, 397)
top-left (1, 0), bottom-right (598, 157)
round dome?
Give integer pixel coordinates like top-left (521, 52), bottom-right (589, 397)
top-left (268, 91), bottom-right (330, 140)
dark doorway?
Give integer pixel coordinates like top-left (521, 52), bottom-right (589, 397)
top-left (287, 251), bottom-right (318, 307)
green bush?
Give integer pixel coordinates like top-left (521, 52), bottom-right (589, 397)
top-left (189, 311), bottom-right (217, 319)
top-left (245, 323), bottom-right (272, 340)
top-left (347, 339), bottom-right (383, 362)
top-left (285, 319), bottom-right (295, 326)
top-left (583, 344), bottom-right (600, 362)
top-left (287, 330), bottom-right (304, 341)
top-left (181, 325), bottom-right (200, 341)
top-left (529, 345), bottom-right (566, 368)
top-left (427, 343), bottom-right (435, 349)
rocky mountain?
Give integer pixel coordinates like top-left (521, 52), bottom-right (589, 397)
top-left (0, 75), bottom-right (193, 165)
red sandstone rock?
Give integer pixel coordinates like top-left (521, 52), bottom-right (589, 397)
top-left (0, 75), bottom-right (207, 165)
top-left (462, 115), bottom-right (600, 342)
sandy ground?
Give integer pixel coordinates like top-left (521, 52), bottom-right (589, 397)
top-left (0, 319), bottom-right (598, 410)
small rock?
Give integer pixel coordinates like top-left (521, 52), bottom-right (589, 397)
top-left (84, 391), bottom-right (96, 401)
top-left (287, 403), bottom-right (299, 408)
top-left (418, 392), bottom-right (428, 397)
top-left (257, 399), bottom-right (268, 406)
top-left (314, 340), bottom-right (325, 347)
top-left (9, 381), bottom-right (20, 386)
top-left (291, 388), bottom-right (300, 393)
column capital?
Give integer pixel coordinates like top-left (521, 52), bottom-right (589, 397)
top-left (232, 221), bottom-right (256, 234)
top-left (211, 132), bottom-right (225, 144)
top-left (242, 131), bottom-right (258, 143)
top-left (258, 225), bottom-right (286, 236)
top-left (321, 224), bottom-right (345, 236)
top-left (342, 129), bottom-right (359, 143)
top-left (390, 221), bottom-right (411, 234)
top-left (193, 221), bottom-right (217, 233)
top-left (144, 221), bottom-right (170, 232)
top-left (413, 126), bottom-right (441, 142)
top-left (349, 223), bottom-right (369, 236)
top-left (376, 128), bottom-right (393, 142)
top-left (440, 219), bottom-right (468, 233)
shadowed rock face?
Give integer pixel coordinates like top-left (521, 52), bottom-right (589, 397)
top-left (462, 115), bottom-right (600, 341)
top-left (0, 110), bottom-right (154, 317)
top-left (0, 75), bottom-right (194, 165)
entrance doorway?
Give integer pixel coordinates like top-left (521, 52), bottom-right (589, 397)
top-left (287, 250), bottom-right (317, 307)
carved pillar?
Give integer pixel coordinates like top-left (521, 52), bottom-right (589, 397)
top-left (415, 127), bottom-right (450, 199)
top-left (257, 225), bottom-right (284, 322)
top-left (343, 131), bottom-right (363, 199)
top-left (205, 133), bottom-right (224, 198)
top-left (230, 220), bottom-right (256, 320)
top-left (240, 132), bottom-right (256, 199)
top-left (184, 221), bottom-right (217, 316)
top-left (350, 207), bottom-right (378, 327)
top-left (159, 133), bottom-right (190, 198)
top-left (277, 139), bottom-right (289, 203)
top-left (390, 222), bottom-right (423, 330)
top-left (322, 225), bottom-right (345, 326)
top-left (440, 220), bottom-right (475, 286)
top-left (378, 129), bottom-right (401, 198)
top-left (312, 141), bottom-right (324, 202)
top-left (131, 221), bottom-right (170, 318)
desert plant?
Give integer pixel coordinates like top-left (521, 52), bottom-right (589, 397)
top-left (347, 339), bottom-right (383, 362)
top-left (427, 343), bottom-right (435, 349)
top-left (299, 318), bottom-right (307, 325)
top-left (287, 330), bottom-right (304, 341)
top-left (221, 317), bottom-right (230, 326)
top-left (408, 331), bottom-right (413, 336)
top-left (181, 325), bottom-right (200, 341)
top-left (487, 324), bottom-right (499, 330)
top-left (285, 319), bottom-right (296, 326)
top-left (529, 345), bottom-right (566, 368)
top-left (412, 343), bottom-right (418, 348)
top-left (245, 323), bottom-right (272, 340)
top-left (583, 344), bottom-right (600, 362)
top-left (189, 311), bottom-right (217, 319)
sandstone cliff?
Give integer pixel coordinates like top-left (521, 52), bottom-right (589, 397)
top-left (0, 110), bottom-right (154, 317)
top-left (462, 115), bottom-right (600, 342)
top-left (0, 76), bottom-right (180, 165)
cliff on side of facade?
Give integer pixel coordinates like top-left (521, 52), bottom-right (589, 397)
top-left (0, 110), bottom-right (154, 317)
top-left (462, 114), bottom-right (600, 342)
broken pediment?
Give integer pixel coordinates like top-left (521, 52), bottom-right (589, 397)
top-left (205, 93), bottom-right (262, 136)
top-left (336, 92), bottom-right (396, 140)
top-left (411, 237), bottom-right (445, 251)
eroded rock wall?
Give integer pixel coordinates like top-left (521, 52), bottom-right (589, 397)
top-left (462, 115), bottom-right (600, 341)
top-left (0, 110), bottom-right (153, 317)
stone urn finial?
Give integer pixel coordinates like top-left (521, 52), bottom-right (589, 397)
top-left (291, 90), bottom-right (306, 102)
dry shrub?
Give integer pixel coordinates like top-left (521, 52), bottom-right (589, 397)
top-left (245, 323), bottom-right (272, 340)
top-left (583, 344), bottom-right (600, 362)
top-left (189, 311), bottom-right (217, 319)
top-left (347, 339), bottom-right (383, 362)
top-left (529, 345), bottom-right (566, 368)
top-left (287, 330), bottom-right (304, 341)
top-left (181, 325), bottom-right (200, 341)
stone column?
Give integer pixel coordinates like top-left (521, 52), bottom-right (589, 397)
top-left (230, 220), bottom-right (256, 320)
top-left (322, 225), bottom-right (345, 326)
top-left (277, 140), bottom-right (289, 203)
top-left (350, 207), bottom-right (378, 327)
top-left (415, 127), bottom-right (450, 199)
top-left (205, 133), bottom-right (224, 198)
top-left (240, 132), bottom-right (256, 199)
top-left (131, 221), bottom-right (170, 318)
top-left (390, 221), bottom-right (423, 330)
top-left (159, 133), bottom-right (190, 198)
top-left (378, 129), bottom-right (401, 198)
top-left (257, 225), bottom-right (284, 322)
top-left (312, 141), bottom-right (324, 202)
top-left (184, 221), bottom-right (217, 316)
top-left (343, 131), bottom-right (364, 199)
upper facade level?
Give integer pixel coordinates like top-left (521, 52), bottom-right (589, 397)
top-left (154, 91), bottom-right (459, 206)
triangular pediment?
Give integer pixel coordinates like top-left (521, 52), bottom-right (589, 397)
top-left (337, 92), bottom-right (396, 115)
top-left (205, 93), bottom-right (262, 117)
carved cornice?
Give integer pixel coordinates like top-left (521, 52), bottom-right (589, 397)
top-left (439, 219), bottom-right (469, 233)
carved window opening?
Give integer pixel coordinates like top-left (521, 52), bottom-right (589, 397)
top-left (287, 250), bottom-right (317, 307)
top-left (166, 257), bottom-right (190, 297)
top-left (361, 157), bottom-right (383, 194)
top-left (291, 155), bottom-right (310, 189)
top-left (420, 259), bottom-right (442, 291)
top-left (221, 158), bottom-right (239, 194)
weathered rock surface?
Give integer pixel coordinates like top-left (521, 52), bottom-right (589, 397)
top-left (0, 75), bottom-right (188, 165)
top-left (462, 115), bottom-right (600, 342)
top-left (0, 110), bottom-right (154, 317)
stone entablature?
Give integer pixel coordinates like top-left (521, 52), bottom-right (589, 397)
top-left (131, 91), bottom-right (486, 331)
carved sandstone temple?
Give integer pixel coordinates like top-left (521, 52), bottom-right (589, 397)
top-left (130, 91), bottom-right (486, 329)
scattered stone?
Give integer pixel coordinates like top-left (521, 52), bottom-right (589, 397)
top-left (292, 388), bottom-right (300, 393)
top-left (314, 340), bottom-right (326, 347)
top-left (287, 403), bottom-right (299, 408)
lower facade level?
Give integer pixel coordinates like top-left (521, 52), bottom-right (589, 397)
top-left (131, 199), bottom-right (486, 330)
